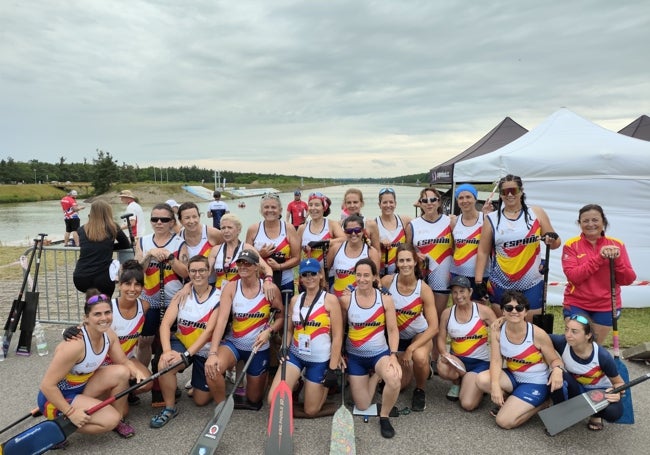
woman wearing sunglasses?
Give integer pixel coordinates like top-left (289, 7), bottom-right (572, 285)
top-left (327, 214), bottom-right (380, 298)
top-left (205, 249), bottom-right (284, 410)
top-left (474, 174), bottom-right (561, 320)
top-left (298, 192), bottom-right (344, 270)
top-left (549, 313), bottom-right (624, 431)
top-left (38, 291), bottom-right (147, 442)
top-left (150, 255), bottom-right (221, 428)
top-left (340, 188), bottom-right (381, 250)
top-left (476, 291), bottom-right (564, 429)
top-left (376, 187), bottom-right (411, 276)
top-left (380, 244), bottom-right (437, 412)
top-left (267, 258), bottom-right (343, 417)
top-left (561, 204), bottom-right (636, 344)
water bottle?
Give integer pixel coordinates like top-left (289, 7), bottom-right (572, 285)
top-left (0, 345), bottom-right (5, 362)
top-left (34, 322), bottom-right (49, 356)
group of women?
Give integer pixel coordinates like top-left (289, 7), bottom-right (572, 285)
top-left (37, 178), bottom-right (637, 445)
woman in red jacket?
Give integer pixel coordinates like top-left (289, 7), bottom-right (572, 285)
top-left (562, 204), bottom-right (636, 344)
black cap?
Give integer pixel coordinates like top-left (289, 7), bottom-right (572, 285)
top-left (448, 275), bottom-right (472, 290)
top-left (236, 249), bottom-right (259, 265)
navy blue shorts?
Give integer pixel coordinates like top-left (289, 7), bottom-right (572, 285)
top-left (346, 349), bottom-right (390, 376)
top-left (503, 369), bottom-right (549, 407)
top-left (287, 351), bottom-right (328, 383)
top-left (221, 339), bottom-right (270, 377)
top-left (170, 338), bottom-right (209, 392)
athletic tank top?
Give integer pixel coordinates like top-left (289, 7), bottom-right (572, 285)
top-left (176, 286), bottom-right (220, 358)
top-left (301, 219), bottom-right (332, 265)
top-left (225, 279), bottom-right (272, 351)
top-left (561, 342), bottom-right (613, 390)
top-left (181, 224), bottom-right (213, 258)
top-left (451, 212), bottom-right (489, 278)
top-left (500, 323), bottom-right (549, 384)
top-left (409, 215), bottom-right (452, 291)
top-left (139, 234), bottom-right (185, 309)
top-left (331, 241), bottom-right (369, 297)
top-left (388, 275), bottom-right (428, 340)
top-left (446, 302), bottom-right (489, 361)
top-left (110, 298), bottom-right (145, 359)
top-left (252, 221), bottom-right (293, 286)
top-left (376, 215), bottom-right (406, 275)
top-left (57, 326), bottom-right (109, 392)
top-left (290, 291), bottom-right (331, 362)
top-left (346, 289), bottom-right (389, 357)
top-left (487, 208), bottom-right (543, 290)
top-left (213, 242), bottom-right (242, 290)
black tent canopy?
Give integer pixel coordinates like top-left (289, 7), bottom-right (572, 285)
top-left (618, 115), bottom-right (650, 141)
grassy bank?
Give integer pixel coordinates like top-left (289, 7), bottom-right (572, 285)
top-left (0, 184), bottom-right (70, 203)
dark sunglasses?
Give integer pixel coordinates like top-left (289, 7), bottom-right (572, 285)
top-left (419, 197), bottom-right (439, 204)
top-left (503, 303), bottom-right (526, 313)
top-left (151, 217), bottom-right (173, 223)
top-left (500, 187), bottom-right (520, 197)
top-left (570, 314), bottom-right (589, 325)
top-left (87, 294), bottom-right (110, 305)
top-left (300, 271), bottom-right (318, 278)
top-left (345, 227), bottom-right (363, 235)
top-left (379, 187), bottom-right (395, 195)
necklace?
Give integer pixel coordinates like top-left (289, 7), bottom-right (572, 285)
top-left (504, 208), bottom-right (522, 217)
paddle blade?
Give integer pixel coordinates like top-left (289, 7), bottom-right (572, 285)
top-left (2, 419), bottom-right (66, 455)
top-left (265, 381), bottom-right (294, 455)
top-left (189, 398), bottom-right (234, 455)
top-left (330, 405), bottom-right (356, 455)
top-left (615, 358), bottom-right (634, 424)
top-left (16, 292), bottom-right (39, 356)
top-left (532, 313), bottom-right (554, 334)
top-left (539, 389), bottom-right (609, 436)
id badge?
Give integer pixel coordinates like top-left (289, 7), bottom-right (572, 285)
top-left (298, 333), bottom-right (311, 355)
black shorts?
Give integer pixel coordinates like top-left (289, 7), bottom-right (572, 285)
top-left (64, 218), bottom-right (80, 233)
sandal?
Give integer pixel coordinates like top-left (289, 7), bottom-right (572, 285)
top-left (113, 419), bottom-right (136, 438)
top-left (489, 406), bottom-right (501, 418)
top-left (588, 417), bottom-right (604, 431)
top-left (150, 407), bottom-right (179, 429)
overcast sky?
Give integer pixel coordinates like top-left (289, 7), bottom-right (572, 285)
top-left (1, 1), bottom-right (648, 179)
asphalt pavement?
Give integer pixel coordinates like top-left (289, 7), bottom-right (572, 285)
top-left (1, 324), bottom-right (649, 455)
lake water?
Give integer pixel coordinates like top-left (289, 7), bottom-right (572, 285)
top-left (0, 184), bottom-right (425, 246)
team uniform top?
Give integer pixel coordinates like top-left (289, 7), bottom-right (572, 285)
top-left (486, 208), bottom-right (542, 291)
top-left (176, 286), bottom-right (220, 358)
top-left (60, 195), bottom-right (79, 220)
top-left (301, 219), bottom-right (333, 265)
top-left (562, 233), bottom-right (636, 312)
top-left (224, 279), bottom-right (272, 351)
top-left (451, 212), bottom-right (488, 278)
top-left (290, 291), bottom-right (331, 363)
top-left (139, 234), bottom-right (185, 309)
top-left (346, 289), bottom-right (389, 357)
top-left (500, 322), bottom-right (549, 384)
top-left (331, 241), bottom-right (369, 297)
top-left (181, 225), bottom-right (214, 258)
top-left (212, 241), bottom-right (242, 290)
top-left (409, 215), bottom-right (452, 291)
top-left (208, 200), bottom-right (229, 228)
top-left (550, 334), bottom-right (616, 390)
top-left (387, 274), bottom-right (428, 340)
top-left (251, 221), bottom-right (294, 286)
top-left (110, 297), bottom-right (145, 359)
top-left (447, 302), bottom-right (489, 361)
top-left (376, 215), bottom-right (406, 275)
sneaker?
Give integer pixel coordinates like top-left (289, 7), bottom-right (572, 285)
top-left (233, 396), bottom-right (263, 411)
top-left (113, 420), bottom-right (136, 438)
top-left (411, 388), bottom-right (426, 411)
top-left (379, 417), bottom-right (395, 439)
top-left (235, 386), bottom-right (246, 397)
top-left (446, 385), bottom-right (460, 402)
top-left (128, 392), bottom-right (141, 405)
top-left (175, 386), bottom-right (182, 399)
top-left (489, 406), bottom-right (501, 418)
top-left (150, 407), bottom-right (179, 429)
top-left (225, 367), bottom-right (237, 384)
top-left (184, 379), bottom-right (192, 390)
top-left (50, 440), bottom-right (71, 450)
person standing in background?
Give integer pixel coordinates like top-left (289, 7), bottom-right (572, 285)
top-left (61, 189), bottom-right (84, 246)
top-left (286, 190), bottom-right (309, 230)
top-left (119, 190), bottom-right (145, 239)
top-left (207, 191), bottom-right (229, 229)
top-left (165, 199), bottom-right (182, 234)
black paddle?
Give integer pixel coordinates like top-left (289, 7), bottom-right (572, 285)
top-left (1, 357), bottom-right (189, 454)
top-left (0, 408), bottom-right (41, 436)
top-left (16, 233), bottom-right (47, 355)
top-left (532, 239), bottom-right (553, 334)
top-left (189, 346), bottom-right (259, 454)
top-left (120, 213), bottom-right (136, 255)
top-left (2, 237), bottom-right (39, 357)
top-left (264, 289), bottom-right (294, 455)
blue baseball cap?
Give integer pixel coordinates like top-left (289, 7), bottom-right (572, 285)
top-left (299, 258), bottom-right (321, 274)
top-left (455, 183), bottom-right (478, 200)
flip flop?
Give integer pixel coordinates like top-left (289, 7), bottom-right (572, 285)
top-left (588, 417), bottom-right (604, 431)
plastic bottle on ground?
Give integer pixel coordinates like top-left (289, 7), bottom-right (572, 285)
top-left (34, 322), bottom-right (49, 356)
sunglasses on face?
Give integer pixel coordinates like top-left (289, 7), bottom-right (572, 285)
top-left (500, 187), bottom-right (520, 197)
top-left (419, 197), bottom-right (439, 204)
top-left (309, 192), bottom-right (324, 198)
top-left (151, 217), bottom-right (173, 223)
top-left (570, 314), bottom-right (589, 325)
top-left (189, 268), bottom-right (209, 275)
top-left (344, 227), bottom-right (363, 235)
top-left (236, 260), bottom-right (254, 267)
top-left (300, 271), bottom-right (318, 278)
top-left (503, 303), bottom-right (526, 313)
top-left (87, 294), bottom-right (110, 305)
top-left (379, 187), bottom-right (395, 196)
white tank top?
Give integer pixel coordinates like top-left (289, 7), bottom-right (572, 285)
top-left (212, 242), bottom-right (242, 290)
top-left (301, 219), bottom-right (332, 267)
top-left (58, 326), bottom-right (109, 392)
top-left (346, 289), bottom-right (389, 357)
top-left (176, 286), bottom-right (220, 358)
top-left (290, 291), bottom-right (331, 362)
top-left (225, 279), bottom-right (272, 351)
top-left (110, 298), bottom-right (145, 359)
top-left (451, 212), bottom-right (488, 278)
top-left (331, 241), bottom-right (369, 298)
top-left (409, 215), bottom-right (452, 291)
top-left (376, 215), bottom-right (406, 275)
top-left (252, 221), bottom-right (294, 286)
top-left (499, 323), bottom-right (549, 384)
top-left (139, 234), bottom-right (185, 308)
top-left (446, 302), bottom-right (489, 361)
top-left (181, 224), bottom-right (213, 258)
top-left (387, 275), bottom-right (428, 339)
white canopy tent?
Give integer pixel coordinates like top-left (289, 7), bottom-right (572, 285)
top-left (454, 108), bottom-right (650, 308)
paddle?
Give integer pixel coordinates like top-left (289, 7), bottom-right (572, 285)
top-left (329, 370), bottom-right (356, 454)
top-left (532, 240), bottom-right (554, 334)
top-left (382, 247), bottom-right (389, 277)
top-left (2, 237), bottom-right (39, 357)
top-left (189, 346), bottom-right (259, 454)
top-left (264, 289), bottom-right (294, 455)
top-left (1, 357), bottom-right (188, 455)
top-left (16, 233), bottom-right (47, 355)
top-left (539, 372), bottom-right (650, 436)
top-left (120, 213), bottom-right (136, 254)
top-left (0, 408), bottom-right (41, 436)
top-left (610, 257), bottom-right (633, 424)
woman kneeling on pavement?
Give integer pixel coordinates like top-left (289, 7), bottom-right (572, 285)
top-left (38, 290), bottom-right (147, 442)
top-left (150, 255), bottom-right (221, 428)
top-left (340, 258), bottom-right (402, 439)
